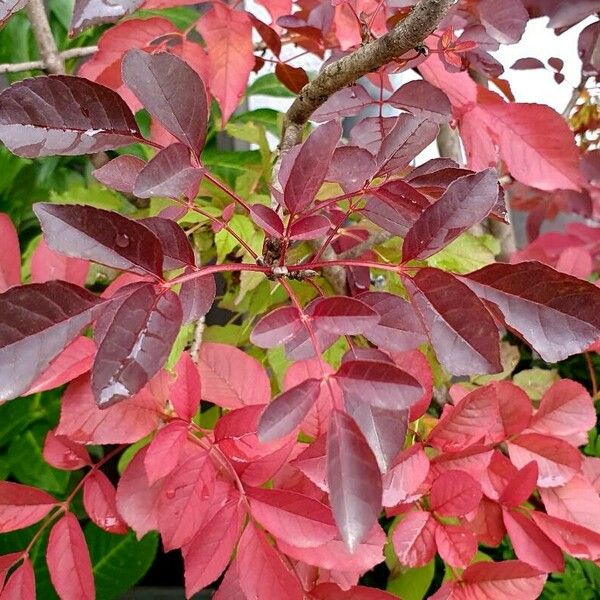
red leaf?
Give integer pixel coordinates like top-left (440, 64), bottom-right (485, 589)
top-left (1, 558), bottom-right (35, 600)
top-left (122, 50), bottom-right (208, 154)
top-left (507, 432), bottom-right (582, 488)
top-left (502, 508), bottom-right (564, 572)
top-left (134, 143), bottom-right (203, 200)
top-left (288, 214), bottom-right (332, 241)
top-left (0, 482), bottom-right (56, 533)
top-left (92, 284), bottom-right (182, 406)
top-left (430, 470), bottom-right (482, 517)
top-left (31, 238), bottom-right (89, 287)
top-left (93, 154), bottom-right (146, 194)
top-left (47, 512), bottom-right (94, 600)
top-left (464, 262), bottom-right (600, 362)
top-left (258, 378), bottom-right (321, 442)
top-left (34, 203), bottom-right (164, 277)
top-left (0, 214), bottom-right (20, 293)
top-left (196, 3), bottom-right (254, 127)
top-left (144, 421), bottom-right (188, 484)
top-left (249, 205), bottom-right (284, 238)
top-left (283, 121), bottom-right (342, 214)
top-left (212, 559), bottom-right (245, 600)
top-left (42, 429), bottom-right (91, 470)
top-left (248, 13), bottom-right (281, 56)
top-left (26, 336), bottom-right (96, 395)
top-left (247, 486), bottom-right (337, 547)
top-left (402, 169), bottom-right (499, 262)
top-left (327, 410), bottom-right (382, 552)
top-left (388, 80), bottom-right (452, 124)
top-left (465, 496), bottom-right (506, 547)
top-left (499, 462), bottom-right (538, 507)
top-left (275, 62), bottom-right (309, 93)
top-left (83, 470), bottom-right (128, 534)
top-left (57, 374), bottom-right (165, 444)
top-left (392, 510), bottom-right (437, 568)
top-left (434, 522), bottom-right (477, 568)
top-left (0, 281), bottom-right (101, 402)
top-left (236, 523), bottom-right (304, 600)
top-left (405, 268), bottom-right (502, 376)
top-left (382, 444), bottom-right (429, 507)
top-left (250, 306), bottom-right (303, 348)
top-left (486, 381), bottom-right (532, 442)
top-left (335, 359), bottom-right (423, 411)
top-left (182, 497), bottom-right (245, 597)
top-left (0, 76), bottom-right (142, 158)
top-left (197, 342), bottom-right (270, 408)
top-left (170, 352), bottom-right (201, 421)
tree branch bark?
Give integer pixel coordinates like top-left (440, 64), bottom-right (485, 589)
top-left (25, 0), bottom-right (64, 75)
top-left (0, 46), bottom-right (98, 74)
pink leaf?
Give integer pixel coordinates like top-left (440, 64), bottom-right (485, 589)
top-left (478, 0), bottom-right (528, 44)
top-left (1, 558), bottom-right (35, 600)
top-left (502, 508), bottom-right (564, 572)
top-left (0, 214), bottom-right (20, 293)
top-left (382, 444), bottom-right (429, 507)
top-left (311, 583), bottom-right (399, 599)
top-left (327, 410), bottom-right (382, 552)
top-left (312, 85), bottom-right (374, 122)
top-left (196, 3), bottom-right (254, 127)
top-left (0, 482), bottom-right (56, 533)
top-left (430, 470), bottom-right (483, 517)
top-left (170, 352), bottom-right (201, 421)
top-left (31, 238), bottom-right (89, 287)
top-left (388, 80), bottom-right (452, 124)
top-left (392, 510), bottom-right (437, 568)
top-left (93, 154), bottom-right (146, 194)
top-left (42, 429), bottom-right (91, 470)
top-left (486, 381), bottom-right (532, 442)
top-left (83, 470), bottom-right (128, 534)
top-left (312, 296), bottom-right (379, 335)
top-left (434, 522), bottom-right (477, 568)
top-left (498, 462), bottom-right (538, 507)
top-left (250, 306), bottom-right (303, 349)
top-left (465, 497), bottom-right (506, 547)
top-left (507, 433), bottom-right (582, 488)
top-left (236, 523), bottom-right (304, 600)
top-left (0, 553), bottom-right (22, 591)
top-left (197, 342), bottom-right (270, 408)
top-left (183, 497), bottom-right (244, 597)
top-left (144, 420), bottom-right (188, 484)
top-left (47, 512), bottom-right (94, 600)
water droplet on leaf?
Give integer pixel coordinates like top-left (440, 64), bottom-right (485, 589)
top-left (116, 233), bottom-right (130, 248)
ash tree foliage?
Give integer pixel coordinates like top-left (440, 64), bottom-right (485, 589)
top-left (0, 0), bottom-right (599, 598)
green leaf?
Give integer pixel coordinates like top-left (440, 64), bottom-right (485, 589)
top-left (9, 423), bottom-right (70, 494)
top-left (86, 523), bottom-right (158, 600)
top-left (246, 73), bottom-right (295, 98)
top-left (0, 394), bottom-right (44, 447)
top-left (117, 437), bottom-right (151, 475)
top-left (137, 7), bottom-right (199, 29)
top-left (387, 560), bottom-right (435, 600)
top-left (513, 368), bottom-right (560, 401)
top-left (232, 108), bottom-right (282, 136)
top-left (427, 233), bottom-right (499, 274)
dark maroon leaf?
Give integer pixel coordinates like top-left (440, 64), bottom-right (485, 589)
top-left (358, 291), bottom-right (427, 352)
top-left (71, 0), bottom-right (143, 35)
top-left (345, 397), bottom-right (408, 473)
top-left (402, 169), bottom-right (499, 262)
top-left (250, 205), bottom-right (284, 238)
top-left (284, 323), bottom-right (338, 361)
top-left (122, 50), bottom-right (208, 154)
top-left (92, 155), bottom-right (146, 194)
top-left (327, 146), bottom-right (377, 193)
top-left (335, 359), bottom-right (423, 411)
top-left (511, 57), bottom-right (546, 70)
top-left (257, 378), bottom-right (321, 442)
top-left (404, 268), bottom-right (502, 376)
top-left (250, 306), bottom-right (303, 348)
top-left (34, 203), bottom-right (164, 278)
top-left (463, 261), bottom-right (600, 362)
top-left (327, 409), bottom-right (382, 552)
top-left (138, 217), bottom-right (195, 270)
top-left (92, 283), bottom-right (182, 406)
top-left (0, 0), bottom-right (28, 26)
top-left (0, 281), bottom-right (102, 401)
top-left (548, 57), bottom-right (564, 72)
top-left (289, 215), bottom-right (331, 241)
top-left (248, 13), bottom-right (281, 56)
top-left (579, 21), bottom-right (600, 77)
top-left (388, 80), bottom-right (452, 124)
top-left (179, 272), bottom-right (216, 324)
top-left (133, 143), bottom-right (204, 200)
top-left (311, 296), bottom-right (379, 335)
top-left (275, 62), bottom-right (309, 94)
top-left (312, 85), bottom-right (374, 122)
top-left (283, 120), bottom-right (341, 214)
top-left (0, 76), bottom-right (142, 158)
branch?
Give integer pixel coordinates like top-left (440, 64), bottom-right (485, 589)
top-left (0, 45), bottom-right (98, 75)
top-left (26, 0), bottom-right (64, 74)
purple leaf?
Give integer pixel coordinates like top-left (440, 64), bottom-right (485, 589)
top-left (258, 378), bottom-right (321, 442)
top-left (134, 143), bottom-right (203, 201)
top-left (388, 80), bottom-right (452, 124)
top-left (138, 217), bottom-right (195, 270)
top-left (0, 0), bottom-right (28, 27)
top-left (327, 146), bottom-right (377, 193)
top-left (463, 261), bottom-right (600, 362)
top-left (71, 0), bottom-right (143, 35)
top-left (350, 116), bottom-right (396, 154)
top-left (283, 121), bottom-right (341, 214)
top-left (250, 205), bottom-right (284, 238)
top-left (358, 291), bottom-right (427, 352)
top-left (511, 57), bottom-right (546, 70)
top-left (0, 281), bottom-right (102, 401)
top-left (311, 296), bottom-right (379, 335)
top-left (92, 283), bottom-right (182, 407)
top-left (179, 272), bottom-right (217, 324)
top-left (34, 203), bottom-right (164, 277)
top-left (250, 306), bottom-right (303, 348)
top-left (335, 359), bottom-right (423, 411)
top-left (289, 215), bottom-right (331, 241)
top-left (404, 268), bottom-right (502, 376)
top-left (122, 50), bottom-right (208, 154)
top-left (402, 168), bottom-right (499, 262)
top-left (478, 0), bottom-right (528, 44)
top-left (0, 76), bottom-right (142, 158)
top-left (327, 409), bottom-right (382, 552)
top-left (93, 155), bottom-right (146, 194)
top-left (311, 85), bottom-right (374, 122)
top-left (284, 325), bottom-right (338, 361)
